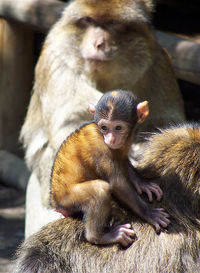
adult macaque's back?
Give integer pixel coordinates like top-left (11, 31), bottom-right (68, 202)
top-left (20, 0), bottom-right (185, 236)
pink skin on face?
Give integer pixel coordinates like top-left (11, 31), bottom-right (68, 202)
top-left (98, 119), bottom-right (129, 149)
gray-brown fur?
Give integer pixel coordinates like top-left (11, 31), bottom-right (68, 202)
top-left (14, 124), bottom-right (200, 273)
top-left (136, 123), bottom-right (200, 214)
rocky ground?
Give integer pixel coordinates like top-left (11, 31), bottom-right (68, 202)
top-left (0, 185), bottom-right (25, 273)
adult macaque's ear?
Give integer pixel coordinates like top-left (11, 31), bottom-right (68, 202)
top-left (88, 104), bottom-right (95, 115)
top-left (137, 101), bottom-right (149, 123)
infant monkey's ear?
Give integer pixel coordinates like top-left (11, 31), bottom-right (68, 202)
top-left (88, 104), bottom-right (95, 115)
top-left (137, 101), bottom-right (149, 123)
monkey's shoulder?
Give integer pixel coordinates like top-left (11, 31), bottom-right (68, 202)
top-left (52, 122), bottom-right (110, 180)
top-left (59, 122), bottom-right (105, 152)
top-left (78, 121), bottom-right (102, 138)
top-left (73, 121), bottom-right (103, 142)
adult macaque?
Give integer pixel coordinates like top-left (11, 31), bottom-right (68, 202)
top-left (51, 90), bottom-right (169, 246)
top-left (20, 0), bottom-right (185, 236)
top-left (14, 124), bottom-right (200, 272)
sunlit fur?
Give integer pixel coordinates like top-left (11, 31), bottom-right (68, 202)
top-left (15, 124), bottom-right (200, 273)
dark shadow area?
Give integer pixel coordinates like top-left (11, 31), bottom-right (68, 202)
top-left (178, 80), bottom-right (200, 121)
top-left (153, 1), bottom-right (200, 34)
top-left (0, 185), bottom-right (25, 272)
top-left (0, 185), bottom-right (25, 208)
top-left (0, 216), bottom-right (24, 259)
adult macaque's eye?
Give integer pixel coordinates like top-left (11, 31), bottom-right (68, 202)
top-left (101, 125), bottom-right (107, 131)
top-left (106, 20), bottom-right (117, 27)
top-left (83, 16), bottom-right (94, 24)
top-left (106, 20), bottom-right (124, 31)
top-left (77, 16), bottom-right (95, 28)
top-left (115, 126), bottom-right (122, 131)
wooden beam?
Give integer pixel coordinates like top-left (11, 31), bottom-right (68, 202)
top-left (0, 0), bottom-right (64, 32)
top-left (155, 31), bottom-right (200, 86)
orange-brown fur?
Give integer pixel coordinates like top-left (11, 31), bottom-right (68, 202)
top-left (50, 118), bottom-right (137, 246)
top-left (51, 122), bottom-right (113, 208)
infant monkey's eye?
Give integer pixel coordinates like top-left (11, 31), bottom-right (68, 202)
top-left (101, 125), bottom-right (107, 131)
top-left (115, 126), bottom-right (122, 131)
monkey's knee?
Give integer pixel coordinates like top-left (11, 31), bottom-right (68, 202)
top-left (95, 180), bottom-right (111, 199)
top-left (85, 229), bottom-right (101, 244)
top-left (85, 181), bottom-right (111, 210)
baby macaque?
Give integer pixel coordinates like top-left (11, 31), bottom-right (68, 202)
top-left (51, 90), bottom-right (169, 246)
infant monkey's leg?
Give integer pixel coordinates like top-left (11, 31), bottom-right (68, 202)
top-left (61, 180), bottom-right (135, 246)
